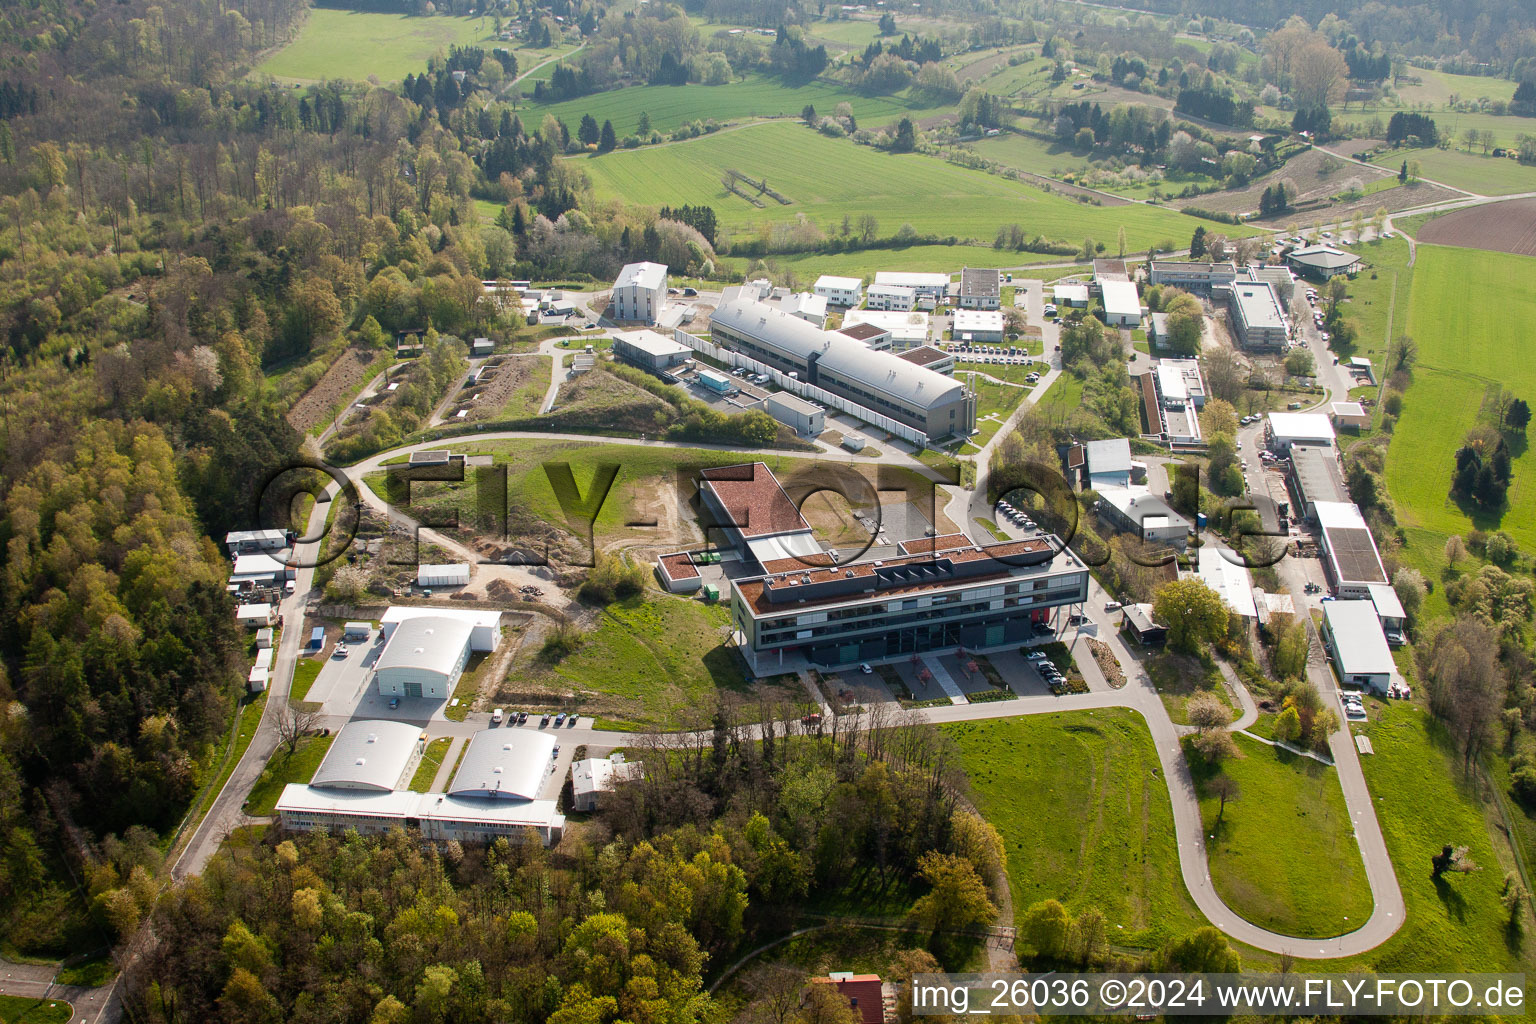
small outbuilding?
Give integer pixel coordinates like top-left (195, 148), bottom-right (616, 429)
top-left (417, 563), bottom-right (471, 588)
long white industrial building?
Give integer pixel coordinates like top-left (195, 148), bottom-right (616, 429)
top-left (709, 294), bottom-right (975, 439)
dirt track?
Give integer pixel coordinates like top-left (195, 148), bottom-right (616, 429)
top-left (1417, 196), bottom-right (1536, 256)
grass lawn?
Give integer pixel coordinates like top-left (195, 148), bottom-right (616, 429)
top-left (1386, 246), bottom-right (1536, 554)
top-left (0, 996), bottom-right (72, 1024)
top-left (1392, 68), bottom-right (1519, 109)
top-left (1328, 236), bottom-right (1415, 367)
top-left (410, 737), bottom-right (453, 792)
top-left (246, 734), bottom-right (335, 816)
top-left (538, 596), bottom-right (750, 729)
top-left (53, 955), bottom-right (115, 987)
top-left (1194, 734), bottom-right (1372, 938)
top-left (525, 73), bottom-right (947, 137)
top-left (579, 121), bottom-right (1245, 249)
top-left (255, 10), bottom-right (494, 84)
top-left (947, 710), bottom-right (1206, 947)
top-left (290, 657), bottom-right (323, 702)
top-left (1148, 652), bottom-right (1233, 725)
top-left (1326, 704), bottom-right (1533, 973)
top-left (1367, 145), bottom-right (1536, 196)
top-left (1344, 108), bottom-right (1536, 151)
top-left (717, 242), bottom-right (1050, 280)
top-left (1037, 371), bottom-right (1084, 414)
top-left (964, 377), bottom-right (1029, 449)
top-left (444, 650), bottom-right (495, 722)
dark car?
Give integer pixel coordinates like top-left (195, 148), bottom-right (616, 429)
top-left (682, 287), bottom-right (698, 297)
top-left (388, 697), bottom-right (400, 710)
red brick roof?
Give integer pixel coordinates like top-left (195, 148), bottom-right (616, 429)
top-left (897, 345), bottom-right (950, 367)
top-left (699, 463), bottom-right (812, 539)
top-left (812, 976), bottom-right (885, 1024)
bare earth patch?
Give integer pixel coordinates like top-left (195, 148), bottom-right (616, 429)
top-left (286, 348), bottom-right (379, 433)
top-left (1417, 197), bottom-right (1536, 257)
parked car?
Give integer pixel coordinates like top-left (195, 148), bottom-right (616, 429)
top-left (388, 697), bottom-right (400, 709)
top-left (859, 663), bottom-right (873, 674)
top-left (682, 287), bottom-right (698, 296)
top-left (492, 708), bottom-right (504, 724)
top-left (517, 711), bottom-right (528, 724)
top-left (552, 745), bottom-right (561, 756)
top-left (554, 712), bottom-right (566, 726)
top-left (1104, 600), bottom-right (1122, 611)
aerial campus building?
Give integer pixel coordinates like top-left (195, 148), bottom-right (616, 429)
top-left (694, 464), bottom-right (1090, 671)
top-left (610, 261), bottom-right (667, 323)
top-left (709, 294), bottom-right (975, 439)
top-left (275, 728), bottom-right (566, 845)
top-left (729, 530), bottom-right (1091, 673)
top-left (372, 607), bottom-right (502, 700)
top-left (1226, 279), bottom-right (1289, 351)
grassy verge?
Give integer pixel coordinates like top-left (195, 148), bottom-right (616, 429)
top-left (1148, 651), bottom-right (1232, 725)
top-left (947, 710), bottom-right (1206, 947)
top-left (245, 734), bottom-right (335, 817)
top-left (1192, 733), bottom-right (1373, 938)
top-left (409, 737), bottom-right (453, 793)
top-left (0, 996), bottom-right (72, 1024)
top-left (290, 658), bottom-right (323, 702)
top-left (54, 955), bottom-right (115, 987)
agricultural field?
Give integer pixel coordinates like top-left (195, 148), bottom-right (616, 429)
top-left (254, 10), bottom-right (496, 84)
top-left (523, 73), bottom-right (949, 137)
top-left (1391, 68), bottom-right (1520, 110)
top-left (1386, 245), bottom-right (1536, 554)
top-left (1368, 146), bottom-right (1536, 196)
top-left (579, 121), bottom-right (1240, 249)
top-left (1195, 734), bottom-right (1372, 939)
top-left (1417, 197), bottom-right (1536, 257)
top-left (947, 710), bottom-right (1207, 947)
top-left (284, 348), bottom-right (389, 435)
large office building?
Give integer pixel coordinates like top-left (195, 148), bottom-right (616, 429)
top-left (841, 309), bottom-right (930, 349)
top-left (957, 267), bottom-right (1001, 309)
top-left (696, 462), bottom-right (824, 568)
top-left (1099, 279), bottom-right (1142, 327)
top-left (709, 295), bottom-right (975, 439)
top-left (728, 531), bottom-right (1090, 672)
top-left (275, 729), bottom-right (565, 845)
top-left (1227, 279), bottom-right (1289, 351)
top-left (610, 262), bottom-right (667, 323)
top-left (1315, 501), bottom-right (1389, 598)
top-left (951, 309), bottom-right (1005, 343)
top-left (1147, 261), bottom-right (1238, 294)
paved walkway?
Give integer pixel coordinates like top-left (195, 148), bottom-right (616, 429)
top-left (0, 958), bottom-right (118, 1024)
top-left (430, 736), bottom-right (465, 793)
top-left (921, 654), bottom-right (968, 705)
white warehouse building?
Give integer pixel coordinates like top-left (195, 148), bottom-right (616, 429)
top-left (374, 607), bottom-right (503, 700)
top-left (310, 720), bottom-right (424, 792)
top-left (812, 275), bottom-right (863, 308)
top-left (611, 261), bottom-right (667, 323)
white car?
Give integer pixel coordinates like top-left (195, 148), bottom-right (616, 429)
top-left (859, 663), bottom-right (873, 674)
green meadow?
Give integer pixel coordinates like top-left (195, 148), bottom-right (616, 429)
top-left (577, 120), bottom-right (1235, 248)
top-left (1368, 146), bottom-right (1536, 196)
top-left (523, 73), bottom-right (948, 136)
top-left (255, 10), bottom-right (495, 84)
top-left (1386, 245), bottom-right (1536, 553)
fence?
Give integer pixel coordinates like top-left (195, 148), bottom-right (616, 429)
top-left (670, 327), bottom-right (937, 449)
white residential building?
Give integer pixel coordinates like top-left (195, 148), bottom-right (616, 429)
top-left (611, 261), bottom-right (667, 323)
top-left (1100, 279), bottom-right (1142, 327)
top-left (813, 275), bottom-right (863, 307)
top-left (864, 284), bottom-right (916, 311)
top-left (872, 271), bottom-right (949, 299)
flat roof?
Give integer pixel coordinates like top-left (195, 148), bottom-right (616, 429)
top-left (449, 729), bottom-right (555, 801)
top-left (733, 534), bottom-right (1081, 617)
top-left (1289, 445), bottom-right (1348, 505)
top-left (873, 271), bottom-right (949, 289)
top-left (571, 756), bottom-right (642, 798)
top-left (380, 606), bottom-right (502, 631)
top-left (781, 292), bottom-right (827, 318)
top-left (614, 261), bottom-right (667, 290)
top-left (951, 309), bottom-right (1004, 333)
top-left (1085, 438), bottom-right (1132, 475)
top-left (700, 463), bottom-right (813, 540)
top-left (1268, 411), bottom-right (1336, 443)
top-left (814, 274), bottom-right (862, 290)
top-left (1149, 261), bottom-right (1237, 275)
top-left (312, 720), bottom-right (422, 792)
top-left (658, 552), bottom-right (699, 580)
top-left (232, 552), bottom-right (287, 576)
top-left (841, 308), bottom-right (931, 343)
top-left (960, 267), bottom-right (1000, 297)
top-left (1157, 362), bottom-right (1189, 402)
top-left (1367, 582), bottom-right (1406, 620)
top-left (1232, 281), bottom-right (1287, 331)
top-left (1316, 502), bottom-right (1388, 585)
top-left (1190, 545), bottom-right (1257, 619)
top-left (375, 616), bottom-right (475, 677)
top-left (835, 322), bottom-right (889, 343)
top-left (226, 529), bottom-right (287, 545)
top-left (613, 329), bottom-right (691, 358)
top-left (1324, 600), bottom-right (1395, 675)
top-left (866, 283), bottom-right (915, 298)
top-left (1099, 487), bottom-right (1191, 529)
top-left (1332, 401), bottom-right (1367, 417)
top-left (1053, 284), bottom-right (1089, 301)
top-left (765, 390), bottom-right (823, 415)
top-left (1101, 279), bottom-right (1141, 317)
top-left (898, 345), bottom-right (951, 368)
